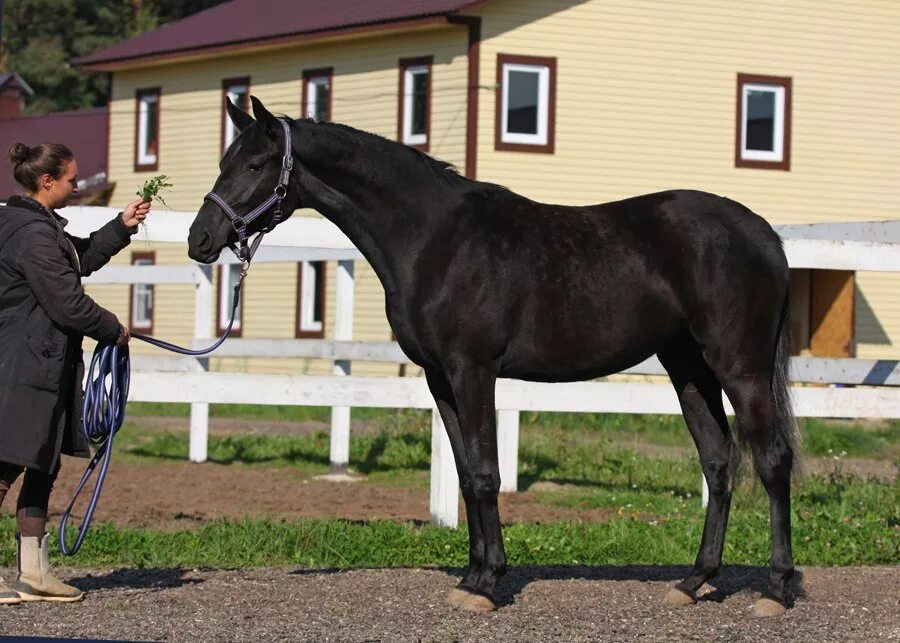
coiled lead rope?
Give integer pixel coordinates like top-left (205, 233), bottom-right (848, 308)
top-left (59, 273), bottom-right (245, 555)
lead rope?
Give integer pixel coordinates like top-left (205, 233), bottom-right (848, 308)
top-left (59, 269), bottom-right (247, 555)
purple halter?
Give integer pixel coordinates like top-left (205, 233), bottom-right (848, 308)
top-left (204, 118), bottom-right (294, 263)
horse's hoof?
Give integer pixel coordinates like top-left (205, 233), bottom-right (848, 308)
top-left (447, 587), bottom-right (472, 606)
top-left (461, 593), bottom-right (497, 613)
top-left (752, 597), bottom-right (786, 618)
top-left (663, 587), bottom-right (696, 606)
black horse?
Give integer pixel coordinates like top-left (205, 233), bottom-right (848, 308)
top-left (188, 97), bottom-right (798, 618)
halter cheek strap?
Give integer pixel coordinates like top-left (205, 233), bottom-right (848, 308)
top-left (203, 118), bottom-right (294, 264)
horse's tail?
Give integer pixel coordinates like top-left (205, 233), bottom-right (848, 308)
top-left (771, 291), bottom-right (802, 473)
top-left (729, 290), bottom-right (801, 482)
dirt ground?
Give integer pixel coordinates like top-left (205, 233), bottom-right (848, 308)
top-left (0, 565), bottom-right (897, 641)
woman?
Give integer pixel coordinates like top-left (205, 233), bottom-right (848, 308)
top-left (0, 142), bottom-right (150, 604)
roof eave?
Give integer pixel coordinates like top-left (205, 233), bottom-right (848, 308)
top-left (74, 14), bottom-right (462, 72)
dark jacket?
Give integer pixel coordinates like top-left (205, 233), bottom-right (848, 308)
top-left (0, 195), bottom-right (135, 473)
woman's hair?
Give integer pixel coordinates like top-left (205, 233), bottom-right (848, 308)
top-left (8, 142), bottom-right (74, 193)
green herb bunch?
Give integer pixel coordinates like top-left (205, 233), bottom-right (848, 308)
top-left (135, 175), bottom-right (173, 243)
top-left (137, 175), bottom-right (173, 209)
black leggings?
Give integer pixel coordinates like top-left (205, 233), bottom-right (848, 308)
top-left (0, 461), bottom-right (60, 538)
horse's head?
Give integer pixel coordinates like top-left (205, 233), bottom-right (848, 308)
top-left (188, 96), bottom-right (297, 263)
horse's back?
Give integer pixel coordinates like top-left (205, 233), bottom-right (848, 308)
top-left (496, 190), bottom-right (787, 380)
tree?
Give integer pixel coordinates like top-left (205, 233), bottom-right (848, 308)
top-left (0, 0), bottom-right (228, 115)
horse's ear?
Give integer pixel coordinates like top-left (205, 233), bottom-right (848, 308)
top-left (226, 96), bottom-right (254, 132)
top-left (250, 95), bottom-right (279, 138)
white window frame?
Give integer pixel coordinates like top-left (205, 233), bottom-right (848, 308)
top-left (298, 261), bottom-right (323, 334)
top-left (402, 65), bottom-right (428, 146)
top-left (219, 264), bottom-right (242, 332)
top-left (137, 93), bottom-right (158, 166)
top-left (131, 257), bottom-right (153, 330)
top-left (305, 76), bottom-right (330, 121)
top-left (224, 83), bottom-right (248, 148)
top-left (740, 83), bottom-right (786, 163)
top-left (501, 63), bottom-right (550, 146)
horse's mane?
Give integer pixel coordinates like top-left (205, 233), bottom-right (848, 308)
top-left (296, 118), bottom-right (470, 188)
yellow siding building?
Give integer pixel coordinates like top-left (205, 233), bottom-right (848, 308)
top-left (77, 0), bottom-right (900, 375)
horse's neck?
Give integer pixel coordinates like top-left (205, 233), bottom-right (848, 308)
top-left (294, 124), bottom-right (453, 295)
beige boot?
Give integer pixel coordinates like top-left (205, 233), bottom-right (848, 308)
top-left (12, 534), bottom-right (84, 602)
top-left (0, 575), bottom-right (22, 605)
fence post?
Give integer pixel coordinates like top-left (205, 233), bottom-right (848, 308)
top-left (329, 260), bottom-right (354, 474)
top-left (497, 409), bottom-right (520, 492)
top-left (190, 265), bottom-right (213, 463)
top-left (430, 408), bottom-right (459, 527)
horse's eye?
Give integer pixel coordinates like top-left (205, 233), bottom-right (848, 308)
top-left (248, 163), bottom-right (262, 172)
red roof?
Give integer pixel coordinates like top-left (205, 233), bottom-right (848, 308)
top-left (74, 0), bottom-right (484, 68)
top-left (0, 107), bottom-right (108, 200)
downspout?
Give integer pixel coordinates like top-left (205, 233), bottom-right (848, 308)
top-left (447, 15), bottom-right (482, 180)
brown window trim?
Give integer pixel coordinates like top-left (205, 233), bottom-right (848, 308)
top-left (221, 76), bottom-right (251, 154)
top-left (134, 87), bottom-right (160, 172)
top-left (129, 251), bottom-right (155, 335)
top-left (495, 54), bottom-right (556, 154)
top-left (295, 261), bottom-right (327, 339)
top-left (735, 73), bottom-right (792, 171)
top-left (216, 264), bottom-right (244, 338)
top-left (301, 67), bottom-right (334, 121)
top-left (397, 56), bottom-right (433, 152)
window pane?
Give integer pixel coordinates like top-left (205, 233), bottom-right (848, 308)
top-left (315, 80), bottom-right (329, 122)
top-left (144, 98), bottom-right (158, 156)
top-left (507, 70), bottom-right (539, 135)
top-left (299, 261), bottom-right (323, 332)
top-left (230, 87), bottom-right (248, 111)
top-left (221, 265), bottom-right (242, 330)
top-left (132, 257), bottom-right (152, 327)
top-left (312, 261), bottom-right (323, 323)
top-left (412, 72), bottom-right (427, 136)
top-left (136, 286), bottom-right (152, 323)
top-left (746, 90), bottom-right (775, 152)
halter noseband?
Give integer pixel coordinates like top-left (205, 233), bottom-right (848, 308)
top-left (204, 118), bottom-right (294, 264)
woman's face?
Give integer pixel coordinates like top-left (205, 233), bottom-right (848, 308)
top-left (39, 159), bottom-right (79, 209)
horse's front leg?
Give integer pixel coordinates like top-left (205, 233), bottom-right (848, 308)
top-left (428, 364), bottom-right (506, 612)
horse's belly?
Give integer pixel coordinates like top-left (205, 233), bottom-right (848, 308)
top-left (499, 332), bottom-right (665, 383)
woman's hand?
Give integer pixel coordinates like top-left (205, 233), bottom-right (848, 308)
top-left (116, 324), bottom-right (131, 347)
top-left (121, 198), bottom-right (152, 229)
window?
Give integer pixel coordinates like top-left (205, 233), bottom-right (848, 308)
top-left (296, 261), bottom-right (325, 338)
top-left (217, 264), bottom-right (243, 337)
top-left (222, 77), bottom-right (250, 152)
top-left (496, 54), bottom-right (556, 154)
top-left (135, 88), bottom-right (160, 171)
top-left (302, 68), bottom-right (333, 121)
top-left (130, 252), bottom-right (154, 333)
top-left (736, 73), bottom-right (792, 170)
top-left (398, 57), bottom-right (432, 150)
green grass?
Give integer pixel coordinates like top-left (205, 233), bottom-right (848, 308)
top-left (27, 407), bottom-right (891, 571)
top-left (1, 470), bottom-right (895, 569)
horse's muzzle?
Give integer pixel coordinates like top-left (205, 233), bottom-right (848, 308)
top-left (187, 228), bottom-right (220, 263)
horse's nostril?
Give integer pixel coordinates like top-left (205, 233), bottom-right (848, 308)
top-left (198, 231), bottom-right (213, 251)
top-left (190, 229), bottom-right (212, 252)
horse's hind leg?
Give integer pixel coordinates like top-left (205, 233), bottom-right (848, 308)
top-left (658, 338), bottom-right (735, 606)
top-left (722, 375), bottom-right (795, 617)
top-left (425, 365), bottom-right (505, 612)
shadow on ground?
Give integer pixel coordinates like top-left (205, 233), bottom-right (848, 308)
top-left (68, 567), bottom-right (205, 592)
top-left (290, 563), bottom-right (806, 608)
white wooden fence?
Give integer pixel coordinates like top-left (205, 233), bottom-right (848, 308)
top-left (66, 206), bottom-right (900, 526)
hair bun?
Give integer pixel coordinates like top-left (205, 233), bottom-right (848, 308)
top-left (8, 142), bottom-right (31, 165)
